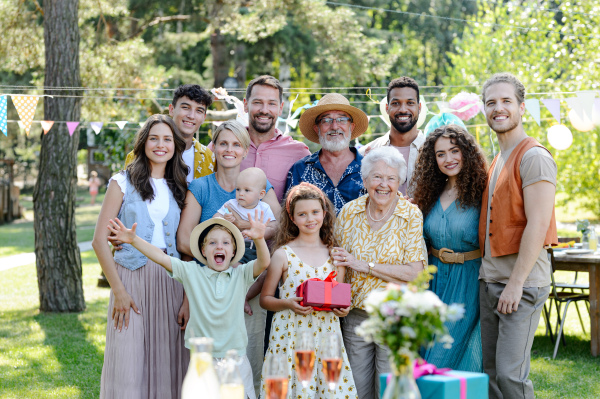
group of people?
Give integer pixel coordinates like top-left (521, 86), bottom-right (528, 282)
top-left (92, 72), bottom-right (558, 399)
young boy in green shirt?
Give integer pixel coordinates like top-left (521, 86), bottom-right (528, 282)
top-left (107, 210), bottom-right (271, 399)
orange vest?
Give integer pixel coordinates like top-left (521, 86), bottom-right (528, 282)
top-left (478, 137), bottom-right (558, 257)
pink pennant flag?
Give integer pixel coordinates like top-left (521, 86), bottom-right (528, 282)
top-left (115, 121), bottom-right (128, 130)
top-left (67, 121), bottom-right (80, 136)
top-left (541, 99), bottom-right (561, 124)
top-left (40, 121), bottom-right (54, 134)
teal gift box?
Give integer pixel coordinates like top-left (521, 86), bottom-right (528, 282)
top-left (380, 371), bottom-right (488, 399)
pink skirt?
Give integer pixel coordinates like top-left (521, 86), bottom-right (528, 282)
top-left (100, 259), bottom-right (189, 399)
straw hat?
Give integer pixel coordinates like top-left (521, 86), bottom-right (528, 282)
top-left (298, 93), bottom-right (369, 143)
top-left (189, 218), bottom-right (245, 265)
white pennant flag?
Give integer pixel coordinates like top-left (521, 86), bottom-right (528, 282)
top-left (524, 99), bottom-right (541, 126)
top-left (115, 121), bottom-right (128, 130)
top-left (90, 122), bottom-right (103, 135)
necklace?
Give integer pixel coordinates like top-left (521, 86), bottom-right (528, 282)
top-left (367, 199), bottom-right (395, 222)
top-left (445, 185), bottom-right (456, 197)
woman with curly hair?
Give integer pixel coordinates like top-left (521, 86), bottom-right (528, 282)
top-left (411, 124), bottom-right (487, 372)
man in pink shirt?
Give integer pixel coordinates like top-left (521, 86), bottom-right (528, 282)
top-left (241, 75), bottom-right (311, 202)
top-left (218, 75), bottom-right (309, 396)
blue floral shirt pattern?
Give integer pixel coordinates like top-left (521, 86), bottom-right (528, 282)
top-left (285, 147), bottom-right (366, 215)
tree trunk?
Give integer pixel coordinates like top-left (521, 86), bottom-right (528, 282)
top-left (211, 28), bottom-right (230, 89)
top-left (34, 0), bottom-right (85, 312)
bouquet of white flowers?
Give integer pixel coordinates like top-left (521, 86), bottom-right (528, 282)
top-left (356, 269), bottom-right (465, 373)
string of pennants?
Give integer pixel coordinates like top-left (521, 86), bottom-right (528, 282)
top-left (2, 89), bottom-right (600, 138)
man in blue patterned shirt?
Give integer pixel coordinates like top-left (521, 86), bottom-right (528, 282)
top-left (286, 93), bottom-right (369, 214)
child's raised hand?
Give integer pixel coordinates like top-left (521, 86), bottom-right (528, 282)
top-left (107, 218), bottom-right (137, 244)
top-left (241, 209), bottom-right (270, 241)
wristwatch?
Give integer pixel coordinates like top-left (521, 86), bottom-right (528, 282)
top-left (367, 262), bottom-right (375, 276)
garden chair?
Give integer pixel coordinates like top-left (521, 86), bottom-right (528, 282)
top-left (546, 248), bottom-right (590, 359)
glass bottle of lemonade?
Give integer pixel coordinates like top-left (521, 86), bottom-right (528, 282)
top-left (589, 227), bottom-right (597, 252)
top-left (182, 337), bottom-right (220, 399)
top-left (218, 350), bottom-right (245, 399)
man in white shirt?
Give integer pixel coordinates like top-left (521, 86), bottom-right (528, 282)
top-left (359, 77), bottom-right (425, 196)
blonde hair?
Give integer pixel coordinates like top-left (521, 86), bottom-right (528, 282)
top-left (482, 72), bottom-right (526, 104)
top-left (212, 120), bottom-right (251, 150)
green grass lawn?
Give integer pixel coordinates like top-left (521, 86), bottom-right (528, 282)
top-left (0, 189), bottom-right (104, 258)
top-left (0, 251), bottom-right (108, 398)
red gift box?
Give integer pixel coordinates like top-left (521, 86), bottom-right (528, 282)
top-left (295, 271), bottom-right (351, 311)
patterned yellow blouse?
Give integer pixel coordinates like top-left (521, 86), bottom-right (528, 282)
top-left (334, 193), bottom-right (426, 310)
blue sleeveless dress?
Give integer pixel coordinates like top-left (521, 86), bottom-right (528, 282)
top-left (421, 199), bottom-right (483, 372)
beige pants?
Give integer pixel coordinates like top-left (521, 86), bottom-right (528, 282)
top-left (342, 308), bottom-right (391, 399)
top-left (244, 295), bottom-right (267, 398)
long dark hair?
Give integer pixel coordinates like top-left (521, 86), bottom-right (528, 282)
top-left (410, 124), bottom-right (488, 217)
top-left (272, 184), bottom-right (337, 253)
top-left (125, 114), bottom-right (188, 210)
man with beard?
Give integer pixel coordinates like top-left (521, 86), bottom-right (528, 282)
top-left (285, 93), bottom-right (369, 214)
top-left (239, 75), bottom-right (311, 203)
top-left (359, 77), bottom-right (425, 195)
top-left (479, 73), bottom-right (557, 399)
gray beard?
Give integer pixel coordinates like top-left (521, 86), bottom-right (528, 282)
top-left (319, 128), bottom-right (351, 152)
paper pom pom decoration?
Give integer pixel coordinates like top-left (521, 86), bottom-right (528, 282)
top-left (424, 113), bottom-right (467, 136)
top-left (547, 124), bottom-right (573, 150)
top-left (449, 92), bottom-right (482, 121)
top-left (568, 109), bottom-right (594, 132)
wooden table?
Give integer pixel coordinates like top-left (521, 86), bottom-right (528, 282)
top-left (552, 251), bottom-right (600, 356)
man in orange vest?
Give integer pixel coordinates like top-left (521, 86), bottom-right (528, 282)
top-left (478, 73), bottom-right (558, 399)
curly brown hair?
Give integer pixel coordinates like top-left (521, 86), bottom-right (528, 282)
top-left (272, 184), bottom-right (338, 252)
top-left (410, 124), bottom-right (488, 217)
top-left (126, 114), bottom-right (188, 210)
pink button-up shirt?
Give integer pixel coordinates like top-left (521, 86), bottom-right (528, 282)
top-left (241, 129), bottom-right (311, 202)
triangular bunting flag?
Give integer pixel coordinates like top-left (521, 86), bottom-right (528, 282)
top-left (565, 97), bottom-right (584, 120)
top-left (139, 122), bottom-right (144, 128)
top-left (524, 99), bottom-right (541, 126)
top-left (0, 95), bottom-right (7, 136)
top-left (40, 121), bottom-right (54, 134)
top-left (11, 95), bottom-right (39, 136)
top-left (577, 91), bottom-right (596, 120)
top-left (90, 122), bottom-right (103, 135)
top-left (67, 121), bottom-right (80, 136)
top-left (541, 99), bottom-right (561, 124)
top-left (115, 121), bottom-right (128, 130)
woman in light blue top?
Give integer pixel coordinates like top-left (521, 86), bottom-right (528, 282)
top-left (176, 120), bottom-right (281, 257)
top-left (411, 124), bottom-right (488, 372)
top-left (92, 114), bottom-right (190, 398)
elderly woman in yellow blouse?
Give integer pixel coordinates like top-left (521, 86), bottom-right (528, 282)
top-left (332, 146), bottom-right (427, 399)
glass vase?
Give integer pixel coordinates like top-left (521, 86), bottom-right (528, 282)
top-left (382, 361), bottom-right (421, 399)
top-left (582, 230), bottom-right (590, 249)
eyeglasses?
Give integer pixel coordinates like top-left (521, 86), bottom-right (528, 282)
top-left (317, 117), bottom-right (352, 126)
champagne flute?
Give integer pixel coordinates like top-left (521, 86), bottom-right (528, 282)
top-left (321, 333), bottom-right (343, 399)
top-left (264, 352), bottom-right (289, 399)
top-left (294, 331), bottom-right (316, 399)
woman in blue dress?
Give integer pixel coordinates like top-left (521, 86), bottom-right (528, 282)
top-left (411, 124), bottom-right (488, 372)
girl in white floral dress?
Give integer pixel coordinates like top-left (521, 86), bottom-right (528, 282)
top-left (260, 183), bottom-right (358, 399)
